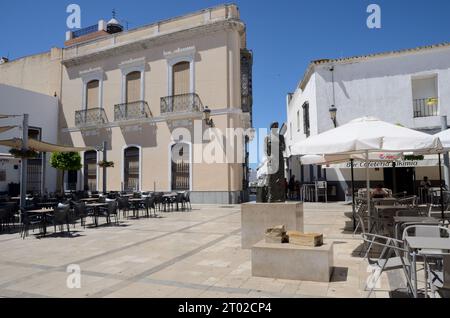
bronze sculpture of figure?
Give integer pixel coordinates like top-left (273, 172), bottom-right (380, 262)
top-left (264, 122), bottom-right (286, 202)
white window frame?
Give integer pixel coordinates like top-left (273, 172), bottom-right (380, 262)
top-left (164, 47), bottom-right (196, 96)
top-left (80, 67), bottom-right (105, 110)
top-left (121, 145), bottom-right (142, 192)
top-left (81, 150), bottom-right (99, 192)
top-left (119, 57), bottom-right (146, 103)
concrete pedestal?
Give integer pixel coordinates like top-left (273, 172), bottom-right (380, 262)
top-left (241, 202), bottom-right (303, 249)
top-left (251, 241), bottom-right (334, 282)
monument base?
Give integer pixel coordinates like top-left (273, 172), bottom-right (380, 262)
top-left (241, 202), bottom-right (303, 249)
top-left (252, 241), bottom-right (334, 282)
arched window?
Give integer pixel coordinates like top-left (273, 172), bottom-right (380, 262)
top-left (124, 146), bottom-right (140, 192)
top-left (86, 80), bottom-right (100, 109)
top-left (84, 151), bottom-right (97, 191)
top-left (172, 61), bottom-right (190, 96)
top-left (126, 71), bottom-right (141, 103)
top-left (171, 143), bottom-right (190, 191)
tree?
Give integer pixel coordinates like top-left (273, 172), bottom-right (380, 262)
top-left (50, 152), bottom-right (82, 193)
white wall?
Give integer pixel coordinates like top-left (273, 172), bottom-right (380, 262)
top-left (312, 46), bottom-right (450, 133)
top-left (286, 45), bottom-right (450, 197)
top-left (0, 84), bottom-right (59, 193)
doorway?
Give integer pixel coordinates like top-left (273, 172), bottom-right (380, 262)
top-left (384, 167), bottom-right (415, 195)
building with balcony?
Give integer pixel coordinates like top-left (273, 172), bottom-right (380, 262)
top-left (58, 4), bottom-right (252, 203)
top-left (285, 42), bottom-right (450, 201)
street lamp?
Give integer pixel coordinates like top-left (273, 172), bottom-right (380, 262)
top-left (329, 105), bottom-right (337, 128)
top-left (203, 106), bottom-right (214, 127)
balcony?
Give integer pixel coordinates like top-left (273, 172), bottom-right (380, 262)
top-left (75, 108), bottom-right (108, 128)
top-left (160, 93), bottom-right (204, 115)
top-left (413, 98), bottom-right (438, 118)
top-left (114, 101), bottom-right (152, 122)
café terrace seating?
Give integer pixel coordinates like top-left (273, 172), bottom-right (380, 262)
top-left (0, 190), bottom-right (192, 238)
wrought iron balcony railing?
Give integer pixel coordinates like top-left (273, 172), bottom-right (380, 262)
top-left (114, 101), bottom-right (152, 122)
top-left (160, 93), bottom-right (203, 115)
top-left (413, 97), bottom-right (438, 118)
top-left (75, 108), bottom-right (108, 128)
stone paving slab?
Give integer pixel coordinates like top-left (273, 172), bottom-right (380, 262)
top-left (0, 203), bottom-right (405, 298)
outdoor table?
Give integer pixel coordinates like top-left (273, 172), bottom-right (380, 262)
top-left (406, 236), bottom-right (450, 298)
top-left (79, 198), bottom-right (99, 202)
top-left (37, 202), bottom-right (58, 209)
top-left (85, 203), bottom-right (107, 227)
top-left (129, 198), bottom-right (144, 218)
top-left (393, 216), bottom-right (441, 239)
top-left (162, 193), bottom-right (177, 212)
top-left (27, 208), bottom-right (54, 236)
top-left (372, 198), bottom-right (398, 206)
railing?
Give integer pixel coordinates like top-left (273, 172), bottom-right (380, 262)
top-left (114, 101), bottom-right (152, 122)
top-left (413, 97), bottom-right (438, 118)
top-left (160, 93), bottom-right (203, 114)
top-left (72, 24), bottom-right (99, 38)
top-left (75, 108), bottom-right (108, 127)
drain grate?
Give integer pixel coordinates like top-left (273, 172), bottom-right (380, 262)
top-left (219, 206), bottom-right (237, 209)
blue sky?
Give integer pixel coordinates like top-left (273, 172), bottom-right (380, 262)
top-left (1, 0), bottom-right (450, 166)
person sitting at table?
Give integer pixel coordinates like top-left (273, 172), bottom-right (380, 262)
top-left (372, 184), bottom-right (389, 199)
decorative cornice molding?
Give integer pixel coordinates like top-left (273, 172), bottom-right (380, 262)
top-left (79, 67), bottom-right (104, 82)
top-left (62, 20), bottom-right (245, 67)
top-left (163, 46), bottom-right (196, 60)
top-left (119, 57), bottom-right (146, 74)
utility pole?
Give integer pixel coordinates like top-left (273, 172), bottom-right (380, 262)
top-left (102, 141), bottom-right (107, 194)
top-left (441, 116), bottom-right (450, 189)
top-left (20, 114), bottom-right (29, 217)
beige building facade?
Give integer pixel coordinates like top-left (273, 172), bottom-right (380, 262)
top-left (0, 4), bottom-right (253, 203)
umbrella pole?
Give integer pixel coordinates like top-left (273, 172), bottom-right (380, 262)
top-left (439, 153), bottom-right (445, 220)
top-left (350, 159), bottom-right (356, 230)
top-left (366, 150), bottom-right (371, 232)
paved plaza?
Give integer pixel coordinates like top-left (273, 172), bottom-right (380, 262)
top-left (0, 203), bottom-right (405, 298)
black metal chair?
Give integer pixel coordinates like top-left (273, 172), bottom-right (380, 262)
top-left (182, 191), bottom-right (192, 211)
top-left (51, 204), bottom-right (72, 235)
top-left (73, 201), bottom-right (89, 228)
top-left (20, 210), bottom-right (42, 239)
top-left (142, 196), bottom-right (157, 217)
top-left (99, 201), bottom-right (119, 225)
top-left (117, 197), bottom-right (130, 219)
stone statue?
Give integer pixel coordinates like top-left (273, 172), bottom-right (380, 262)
top-left (264, 122), bottom-right (286, 202)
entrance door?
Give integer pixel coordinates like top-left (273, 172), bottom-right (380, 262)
top-left (384, 167), bottom-right (415, 195)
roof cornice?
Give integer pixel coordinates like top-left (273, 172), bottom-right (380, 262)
top-left (62, 19), bottom-right (245, 67)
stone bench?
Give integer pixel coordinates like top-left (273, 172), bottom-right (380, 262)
top-left (251, 240), bottom-right (334, 282)
top-left (241, 202), bottom-right (303, 249)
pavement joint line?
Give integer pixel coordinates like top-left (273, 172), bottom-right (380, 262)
top-left (88, 228), bottom-right (242, 297)
top-left (0, 210), bottom-right (239, 290)
top-left (0, 288), bottom-right (52, 298)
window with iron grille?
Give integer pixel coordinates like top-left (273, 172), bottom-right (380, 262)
top-left (124, 147), bottom-right (140, 192)
top-left (302, 102), bottom-right (310, 137)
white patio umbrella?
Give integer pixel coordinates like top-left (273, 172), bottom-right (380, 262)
top-left (291, 117), bottom-right (443, 228)
top-left (435, 129), bottom-right (450, 150)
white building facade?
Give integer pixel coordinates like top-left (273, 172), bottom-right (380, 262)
top-left (285, 43), bottom-right (450, 201)
top-left (0, 84), bottom-right (59, 195)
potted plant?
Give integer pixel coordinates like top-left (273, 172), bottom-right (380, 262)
top-left (9, 148), bottom-right (39, 159)
top-left (98, 160), bottom-right (114, 168)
